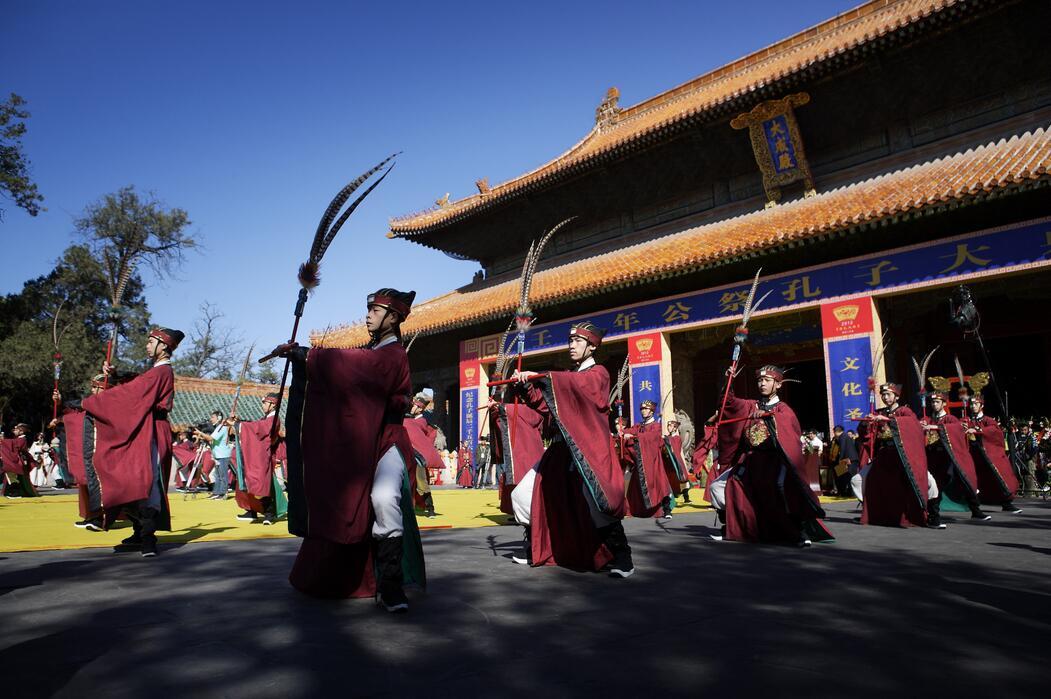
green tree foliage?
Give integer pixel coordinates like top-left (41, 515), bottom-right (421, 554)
top-left (0, 93), bottom-right (44, 218)
top-left (0, 188), bottom-right (197, 429)
top-left (0, 245), bottom-right (150, 426)
top-left (76, 185), bottom-right (197, 293)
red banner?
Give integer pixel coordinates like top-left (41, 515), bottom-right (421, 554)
top-left (820, 298), bottom-right (873, 338)
top-left (627, 332), bottom-right (662, 365)
top-left (460, 361), bottom-right (480, 388)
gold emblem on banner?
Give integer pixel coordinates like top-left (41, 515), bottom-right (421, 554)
top-left (635, 338), bottom-right (653, 353)
top-left (832, 305), bottom-right (860, 322)
top-left (747, 421), bottom-right (770, 446)
top-left (464, 368), bottom-right (476, 379)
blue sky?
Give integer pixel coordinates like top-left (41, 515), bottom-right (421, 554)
top-left (2, 0), bottom-right (857, 360)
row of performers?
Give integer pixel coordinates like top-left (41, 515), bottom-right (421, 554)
top-left (269, 288), bottom-right (840, 615)
top-left (3, 286), bottom-right (1025, 616)
top-left (845, 385), bottom-right (1022, 527)
top-left (0, 328), bottom-right (294, 557)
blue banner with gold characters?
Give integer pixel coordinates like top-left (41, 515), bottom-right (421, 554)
top-left (629, 364), bottom-right (662, 426)
top-left (763, 115), bottom-right (798, 174)
top-left (460, 388), bottom-right (477, 458)
top-left (495, 218), bottom-right (1051, 357)
top-left (825, 336), bottom-right (874, 428)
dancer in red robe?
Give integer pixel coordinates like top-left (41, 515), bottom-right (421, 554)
top-left (857, 383), bottom-right (929, 528)
top-left (56, 327), bottom-right (183, 557)
top-left (922, 392), bottom-right (990, 522)
top-left (708, 366), bottom-right (830, 545)
top-left (966, 393), bottom-right (1022, 513)
top-left (403, 393), bottom-right (439, 517)
top-left (456, 441), bottom-right (474, 488)
top-left (489, 397), bottom-right (545, 516)
top-left (663, 419), bottom-right (691, 504)
top-left (172, 429), bottom-right (207, 491)
top-left (233, 393), bottom-right (286, 524)
top-left (1, 424), bottom-right (38, 498)
top-left (622, 400), bottom-right (673, 519)
top-left (53, 374), bottom-right (107, 528)
top-left (278, 288), bottom-right (425, 613)
top-left (508, 321), bottom-right (633, 577)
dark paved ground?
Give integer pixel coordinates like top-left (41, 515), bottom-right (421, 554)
top-left (2, 499), bottom-right (1049, 698)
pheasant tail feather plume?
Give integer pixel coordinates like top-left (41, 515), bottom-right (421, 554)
top-left (111, 263), bottom-right (135, 308)
top-left (300, 153), bottom-right (399, 291)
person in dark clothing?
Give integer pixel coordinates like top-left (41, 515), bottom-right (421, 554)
top-left (832, 425), bottom-right (859, 497)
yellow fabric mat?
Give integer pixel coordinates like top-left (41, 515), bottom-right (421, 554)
top-left (0, 488), bottom-right (847, 553)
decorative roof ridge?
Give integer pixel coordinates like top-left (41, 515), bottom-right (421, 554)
top-left (389, 0), bottom-right (964, 234)
top-left (174, 375), bottom-right (278, 394)
top-left (615, 0), bottom-right (936, 124)
top-left (389, 125), bottom-right (603, 225)
top-left (322, 123), bottom-right (1049, 348)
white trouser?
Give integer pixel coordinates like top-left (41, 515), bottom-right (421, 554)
top-left (927, 471), bottom-right (939, 499)
top-left (511, 467), bottom-right (537, 526)
top-left (709, 468), bottom-right (731, 511)
top-left (851, 472), bottom-right (864, 502)
top-left (511, 462), bottom-right (618, 529)
top-left (371, 445), bottom-right (405, 539)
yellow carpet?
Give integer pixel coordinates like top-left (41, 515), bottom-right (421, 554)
top-left (0, 488), bottom-right (848, 553)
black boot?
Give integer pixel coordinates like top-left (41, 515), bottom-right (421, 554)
top-left (927, 496), bottom-right (946, 529)
top-left (711, 510), bottom-right (727, 541)
top-left (262, 497), bottom-right (277, 525)
top-left (118, 516), bottom-right (143, 548)
top-left (602, 521), bottom-right (634, 578)
top-left (512, 526), bottom-right (532, 565)
top-left (1001, 502), bottom-right (1022, 514)
top-left (423, 493), bottom-right (436, 518)
top-left (682, 488), bottom-right (691, 504)
top-left (968, 498), bottom-right (991, 521)
top-left (375, 537), bottom-right (408, 613)
top-left (139, 506), bottom-right (158, 557)
top-left (660, 495), bottom-right (673, 520)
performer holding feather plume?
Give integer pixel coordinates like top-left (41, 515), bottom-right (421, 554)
top-left (261, 157), bottom-right (425, 613)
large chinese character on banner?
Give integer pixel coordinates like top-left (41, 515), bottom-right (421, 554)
top-left (731, 92), bottom-right (816, 207)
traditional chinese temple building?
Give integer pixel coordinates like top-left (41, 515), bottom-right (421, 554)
top-left (318, 0), bottom-right (1051, 450)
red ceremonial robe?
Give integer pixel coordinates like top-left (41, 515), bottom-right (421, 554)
top-left (924, 413), bottom-right (979, 501)
top-left (456, 446), bottom-right (474, 487)
top-left (521, 364), bottom-right (625, 571)
top-left (698, 392), bottom-right (754, 503)
top-left (238, 415), bottom-right (278, 498)
top-left (403, 415), bottom-right (442, 508)
top-left (1, 435), bottom-right (38, 496)
top-left (623, 421), bottom-right (672, 518)
top-left (858, 406), bottom-right (928, 527)
top-left (171, 441), bottom-right (201, 488)
top-left (0, 436), bottom-right (30, 476)
top-left (692, 424), bottom-right (719, 500)
top-left (721, 395), bottom-right (829, 543)
top-left (285, 342), bottom-right (425, 599)
top-left (662, 433), bottom-right (688, 496)
top-left (82, 363), bottom-right (175, 530)
top-left (60, 410), bottom-right (98, 517)
top-left (490, 401), bottom-right (545, 515)
top-left (968, 415), bottom-right (1019, 504)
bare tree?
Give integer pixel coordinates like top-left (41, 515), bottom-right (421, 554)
top-left (172, 302), bottom-right (244, 380)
